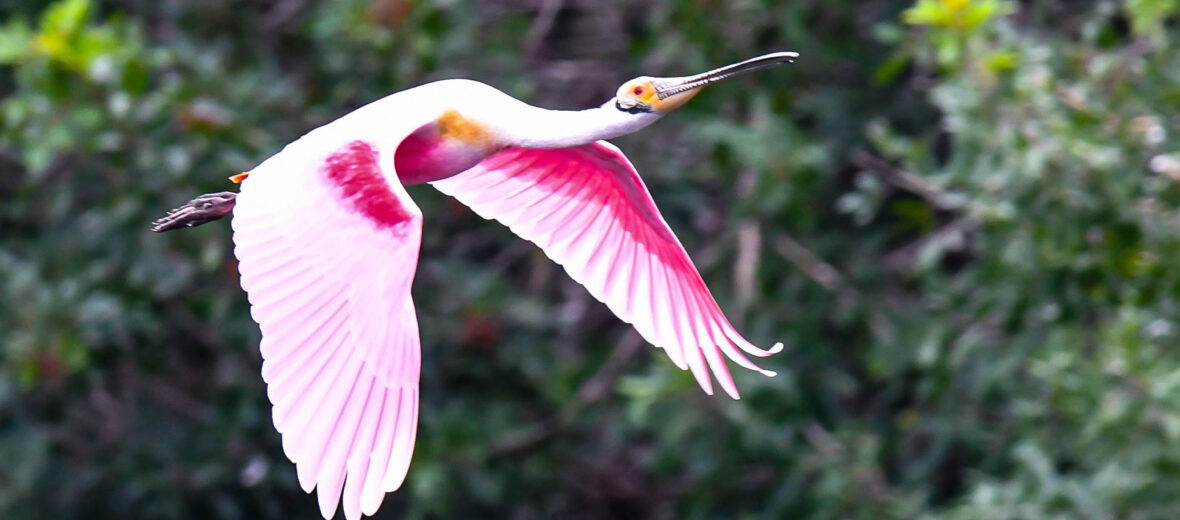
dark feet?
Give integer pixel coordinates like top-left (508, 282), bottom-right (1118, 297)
top-left (151, 191), bottom-right (238, 232)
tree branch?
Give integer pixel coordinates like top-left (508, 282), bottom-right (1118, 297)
top-left (850, 150), bottom-right (962, 211)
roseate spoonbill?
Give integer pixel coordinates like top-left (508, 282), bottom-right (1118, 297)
top-left (153, 51), bottom-right (797, 519)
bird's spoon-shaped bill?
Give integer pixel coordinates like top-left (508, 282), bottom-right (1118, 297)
top-left (651, 51), bottom-right (799, 99)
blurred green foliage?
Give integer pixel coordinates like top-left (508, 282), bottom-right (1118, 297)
top-left (2, 0), bottom-right (1180, 518)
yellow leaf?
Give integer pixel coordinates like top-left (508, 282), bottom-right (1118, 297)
top-left (31, 33), bottom-right (66, 57)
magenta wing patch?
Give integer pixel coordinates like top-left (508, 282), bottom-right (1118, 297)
top-left (233, 135), bottom-right (425, 519)
top-left (321, 140), bottom-right (412, 228)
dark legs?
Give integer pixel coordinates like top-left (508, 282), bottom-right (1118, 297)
top-left (150, 191), bottom-right (238, 232)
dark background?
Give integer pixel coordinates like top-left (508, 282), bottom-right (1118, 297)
top-left (3, 0), bottom-right (1180, 518)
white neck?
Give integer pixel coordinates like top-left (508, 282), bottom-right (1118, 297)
top-left (351, 80), bottom-right (666, 151)
top-left (490, 98), bottom-right (664, 149)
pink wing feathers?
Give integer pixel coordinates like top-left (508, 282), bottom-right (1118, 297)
top-left (431, 142), bottom-right (782, 399)
top-left (232, 138), bottom-right (423, 520)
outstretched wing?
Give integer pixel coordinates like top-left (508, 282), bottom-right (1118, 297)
top-left (431, 142), bottom-right (781, 399)
top-left (232, 138), bottom-right (422, 520)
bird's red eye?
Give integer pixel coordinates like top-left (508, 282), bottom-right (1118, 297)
top-left (632, 86), bottom-right (644, 95)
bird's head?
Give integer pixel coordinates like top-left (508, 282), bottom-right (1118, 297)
top-left (612, 51), bottom-right (798, 115)
top-left (481, 51), bottom-right (799, 149)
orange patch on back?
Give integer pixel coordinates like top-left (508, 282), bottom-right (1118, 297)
top-left (436, 109), bottom-right (492, 146)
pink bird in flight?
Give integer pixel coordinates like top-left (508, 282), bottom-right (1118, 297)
top-left (153, 51), bottom-right (797, 519)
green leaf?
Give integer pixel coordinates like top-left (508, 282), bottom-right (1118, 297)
top-left (1124, 0), bottom-right (1178, 41)
top-left (39, 0), bottom-right (90, 37)
top-left (903, 0), bottom-right (950, 26)
top-left (874, 51), bottom-right (912, 84)
top-left (0, 19), bottom-right (32, 64)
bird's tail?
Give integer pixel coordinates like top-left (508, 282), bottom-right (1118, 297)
top-left (150, 191), bottom-right (237, 232)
